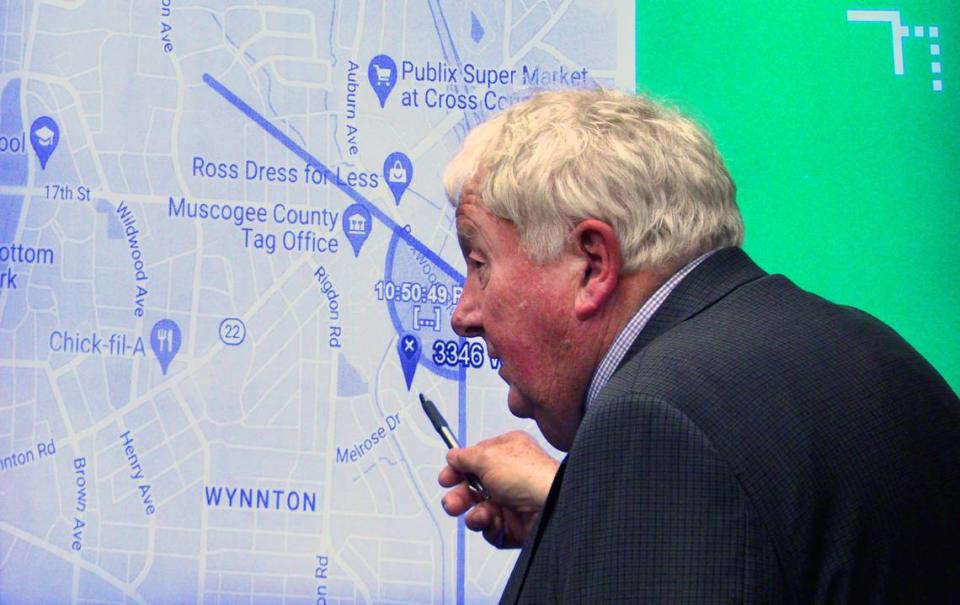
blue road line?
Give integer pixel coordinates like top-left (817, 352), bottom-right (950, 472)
top-left (425, 20), bottom-right (479, 601)
top-left (210, 15), bottom-right (310, 150)
top-left (457, 362), bottom-right (468, 605)
top-left (202, 73), bottom-right (465, 285)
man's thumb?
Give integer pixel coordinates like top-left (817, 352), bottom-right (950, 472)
top-left (446, 447), bottom-right (472, 473)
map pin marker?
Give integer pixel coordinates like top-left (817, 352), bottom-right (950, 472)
top-left (383, 152), bottom-right (413, 205)
top-left (397, 332), bottom-right (421, 390)
top-left (150, 319), bottom-right (182, 375)
top-left (342, 203), bottom-right (372, 257)
top-left (29, 116), bottom-right (60, 170)
top-left (368, 54), bottom-right (397, 108)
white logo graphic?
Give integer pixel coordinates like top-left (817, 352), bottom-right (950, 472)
top-left (374, 64), bottom-right (392, 86)
top-left (847, 9), bottom-right (942, 92)
top-left (33, 125), bottom-right (55, 146)
top-left (388, 159), bottom-right (407, 183)
top-left (347, 214), bottom-right (367, 234)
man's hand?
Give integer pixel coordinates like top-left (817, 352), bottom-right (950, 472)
top-left (438, 430), bottom-right (560, 549)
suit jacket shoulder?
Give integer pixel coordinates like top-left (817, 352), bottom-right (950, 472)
top-left (504, 248), bottom-right (960, 604)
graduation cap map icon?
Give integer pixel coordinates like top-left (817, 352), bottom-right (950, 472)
top-left (30, 116), bottom-right (60, 170)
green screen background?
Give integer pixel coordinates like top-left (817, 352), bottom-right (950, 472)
top-left (636, 1), bottom-right (959, 390)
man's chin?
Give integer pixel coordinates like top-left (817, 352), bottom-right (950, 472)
top-left (505, 387), bottom-right (574, 451)
top-left (506, 387), bottom-right (533, 419)
top-left (535, 418), bottom-right (574, 452)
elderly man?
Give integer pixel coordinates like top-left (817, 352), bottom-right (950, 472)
top-left (437, 89), bottom-right (959, 603)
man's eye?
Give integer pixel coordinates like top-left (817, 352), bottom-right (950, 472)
top-left (468, 257), bottom-right (487, 275)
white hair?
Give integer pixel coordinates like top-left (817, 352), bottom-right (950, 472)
top-left (443, 89), bottom-right (744, 273)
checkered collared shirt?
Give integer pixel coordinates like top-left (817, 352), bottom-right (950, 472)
top-left (585, 251), bottom-right (715, 408)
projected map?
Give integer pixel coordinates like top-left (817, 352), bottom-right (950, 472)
top-left (0, 1), bottom-right (634, 603)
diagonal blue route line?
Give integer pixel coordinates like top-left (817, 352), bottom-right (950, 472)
top-left (202, 73), bottom-right (465, 285)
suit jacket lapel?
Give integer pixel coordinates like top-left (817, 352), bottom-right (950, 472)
top-left (499, 458), bottom-right (568, 604)
top-left (617, 247), bottom-right (767, 370)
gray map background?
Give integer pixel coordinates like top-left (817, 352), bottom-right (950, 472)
top-left (0, 1), bottom-right (635, 603)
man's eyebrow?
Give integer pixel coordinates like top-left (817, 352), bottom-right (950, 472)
top-left (456, 217), bottom-right (478, 242)
top-left (456, 225), bottom-right (476, 252)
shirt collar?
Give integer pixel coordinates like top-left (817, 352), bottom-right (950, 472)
top-left (584, 250), bottom-right (716, 408)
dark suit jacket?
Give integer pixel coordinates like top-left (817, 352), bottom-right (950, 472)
top-left (501, 247), bottom-right (960, 604)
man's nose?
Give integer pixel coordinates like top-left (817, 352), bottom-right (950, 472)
top-left (451, 289), bottom-right (482, 338)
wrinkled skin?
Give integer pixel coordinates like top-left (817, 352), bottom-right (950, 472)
top-left (440, 431), bottom-right (559, 548)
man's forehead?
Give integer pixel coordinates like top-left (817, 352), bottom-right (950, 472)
top-left (456, 175), bottom-right (484, 208)
top-left (454, 182), bottom-right (487, 225)
top-left (455, 198), bottom-right (503, 249)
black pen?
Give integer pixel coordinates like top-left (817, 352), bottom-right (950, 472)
top-left (420, 393), bottom-right (488, 500)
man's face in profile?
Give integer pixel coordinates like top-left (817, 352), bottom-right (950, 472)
top-left (450, 177), bottom-right (586, 450)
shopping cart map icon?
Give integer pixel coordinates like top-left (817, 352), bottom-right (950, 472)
top-left (368, 54), bottom-right (399, 107)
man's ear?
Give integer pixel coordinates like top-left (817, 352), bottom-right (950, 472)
top-left (571, 219), bottom-right (622, 320)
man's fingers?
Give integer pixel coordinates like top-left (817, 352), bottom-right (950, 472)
top-left (446, 447), bottom-right (481, 476)
top-left (440, 483), bottom-right (474, 516)
top-left (464, 501), bottom-right (496, 532)
top-left (482, 510), bottom-right (506, 548)
top-left (438, 464), bottom-right (464, 488)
